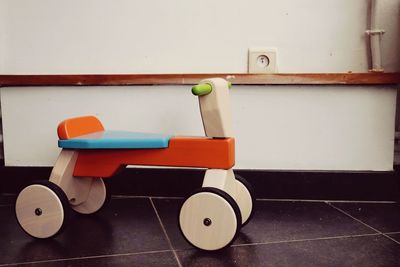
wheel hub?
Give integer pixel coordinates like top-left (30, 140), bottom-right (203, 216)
top-left (34, 208), bottom-right (42, 216)
top-left (203, 218), bottom-right (212, 226)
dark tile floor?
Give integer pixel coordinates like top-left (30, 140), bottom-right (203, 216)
top-left (1, 194), bottom-right (400, 267)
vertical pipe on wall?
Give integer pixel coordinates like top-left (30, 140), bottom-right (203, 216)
top-left (366, 0), bottom-right (385, 72)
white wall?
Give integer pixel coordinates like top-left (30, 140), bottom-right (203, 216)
top-left (1, 0), bottom-right (400, 73)
top-left (0, 0), bottom-right (399, 170)
top-left (0, 3), bottom-right (6, 73)
top-left (1, 85), bottom-right (396, 171)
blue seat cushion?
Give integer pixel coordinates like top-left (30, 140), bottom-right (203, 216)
top-left (58, 131), bottom-right (172, 149)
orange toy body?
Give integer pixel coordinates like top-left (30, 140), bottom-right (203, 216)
top-left (73, 137), bottom-right (235, 177)
top-left (57, 116), bottom-right (235, 177)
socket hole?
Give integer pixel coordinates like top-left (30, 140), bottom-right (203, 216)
top-left (256, 55), bottom-right (270, 68)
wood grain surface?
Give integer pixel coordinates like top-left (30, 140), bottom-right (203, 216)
top-left (1, 73), bottom-right (399, 86)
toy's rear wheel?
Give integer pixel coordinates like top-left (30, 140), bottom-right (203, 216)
top-left (71, 178), bottom-right (110, 215)
top-left (15, 181), bottom-right (70, 239)
top-left (179, 187), bottom-right (241, 251)
top-left (234, 175), bottom-right (256, 226)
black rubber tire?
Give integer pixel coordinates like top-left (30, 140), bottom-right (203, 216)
top-left (235, 175), bottom-right (256, 227)
top-left (15, 180), bottom-right (71, 239)
top-left (178, 187), bottom-right (242, 251)
top-left (101, 179), bottom-right (112, 211)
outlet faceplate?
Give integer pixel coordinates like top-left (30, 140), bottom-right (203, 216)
top-left (248, 48), bottom-right (277, 73)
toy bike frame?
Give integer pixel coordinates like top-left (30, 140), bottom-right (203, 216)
top-left (50, 137), bottom-right (237, 209)
top-left (51, 78), bottom-right (240, 209)
top-left (16, 78), bottom-right (254, 251)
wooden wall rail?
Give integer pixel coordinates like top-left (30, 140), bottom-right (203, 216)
top-left (0, 73), bottom-right (400, 87)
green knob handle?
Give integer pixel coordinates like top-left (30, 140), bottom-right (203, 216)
top-left (192, 83), bottom-right (212, 96)
top-left (192, 81), bottom-right (232, 96)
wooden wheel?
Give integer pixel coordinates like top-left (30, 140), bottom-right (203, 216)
top-left (15, 181), bottom-right (70, 239)
top-left (179, 187), bottom-right (241, 251)
top-left (234, 175), bottom-right (255, 226)
top-left (71, 178), bottom-right (109, 215)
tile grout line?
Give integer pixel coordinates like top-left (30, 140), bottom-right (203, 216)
top-left (326, 202), bottom-right (400, 245)
top-left (231, 232), bottom-right (382, 248)
top-left (112, 195), bottom-right (184, 200)
top-left (149, 197), bottom-right (183, 267)
top-left (256, 198), bottom-right (396, 204)
top-left (113, 195), bottom-right (397, 204)
top-left (0, 249), bottom-right (173, 267)
top-left (383, 231), bottom-right (400, 235)
top-left (326, 202), bottom-right (383, 233)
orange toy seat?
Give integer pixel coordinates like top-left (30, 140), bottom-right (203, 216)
top-left (73, 137), bottom-right (235, 177)
top-left (58, 116), bottom-right (104, 140)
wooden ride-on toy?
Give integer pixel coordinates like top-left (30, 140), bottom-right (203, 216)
top-left (15, 78), bottom-right (255, 251)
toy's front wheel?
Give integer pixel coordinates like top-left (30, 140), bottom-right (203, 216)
top-left (71, 178), bottom-right (110, 215)
top-left (15, 181), bottom-right (70, 239)
top-left (179, 187), bottom-right (241, 251)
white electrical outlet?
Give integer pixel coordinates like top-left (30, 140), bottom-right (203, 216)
top-left (248, 48), bottom-right (277, 73)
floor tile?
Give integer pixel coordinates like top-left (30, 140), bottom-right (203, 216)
top-left (329, 202), bottom-right (400, 233)
top-left (177, 235), bottom-right (400, 267)
top-left (0, 194), bottom-right (16, 205)
top-left (0, 198), bottom-right (170, 265)
top-left (386, 233), bottom-right (400, 243)
top-left (16, 251), bottom-right (179, 267)
top-left (152, 199), bottom-right (375, 250)
top-left (151, 198), bottom-right (188, 249)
